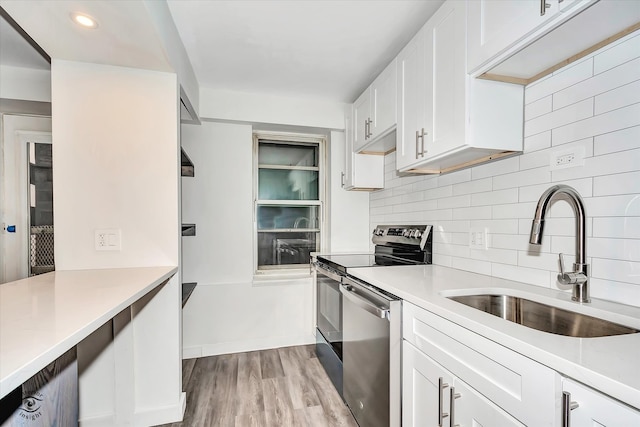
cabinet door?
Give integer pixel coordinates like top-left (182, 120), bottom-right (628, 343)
top-left (343, 105), bottom-right (355, 189)
top-left (425, 0), bottom-right (466, 158)
top-left (403, 341), bottom-right (453, 427)
top-left (562, 378), bottom-right (640, 426)
top-left (452, 378), bottom-right (525, 427)
top-left (396, 27), bottom-right (429, 171)
top-left (370, 58), bottom-right (397, 139)
top-left (353, 89), bottom-right (371, 152)
top-left (467, 0), bottom-right (560, 73)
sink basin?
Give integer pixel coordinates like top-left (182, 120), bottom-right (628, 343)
top-left (447, 294), bottom-right (639, 338)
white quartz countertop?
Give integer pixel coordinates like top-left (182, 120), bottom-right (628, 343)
top-left (0, 266), bottom-right (177, 399)
top-left (348, 265), bottom-right (640, 410)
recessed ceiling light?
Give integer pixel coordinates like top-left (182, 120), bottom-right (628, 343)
top-left (70, 12), bottom-right (99, 29)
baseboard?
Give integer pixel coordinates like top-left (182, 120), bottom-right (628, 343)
top-left (133, 392), bottom-right (186, 426)
top-left (79, 413), bottom-right (115, 427)
top-left (183, 334), bottom-right (316, 359)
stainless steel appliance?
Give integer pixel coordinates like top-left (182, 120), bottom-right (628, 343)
top-left (313, 224), bottom-right (432, 427)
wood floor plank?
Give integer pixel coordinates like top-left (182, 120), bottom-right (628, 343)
top-left (155, 345), bottom-right (357, 427)
top-left (260, 348), bottom-right (285, 379)
top-left (262, 377), bottom-right (295, 427)
top-left (236, 351), bottom-right (264, 416)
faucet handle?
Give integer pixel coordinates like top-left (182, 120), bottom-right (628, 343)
top-left (558, 253), bottom-right (566, 275)
top-left (558, 253), bottom-right (588, 286)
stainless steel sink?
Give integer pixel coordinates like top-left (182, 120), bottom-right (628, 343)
top-left (447, 294), bottom-right (639, 338)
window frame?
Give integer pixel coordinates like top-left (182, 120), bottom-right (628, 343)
top-left (252, 131), bottom-right (327, 275)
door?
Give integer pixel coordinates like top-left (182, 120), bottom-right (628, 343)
top-left (396, 26), bottom-right (429, 171)
top-left (452, 378), bottom-right (525, 427)
top-left (467, 0), bottom-right (560, 73)
top-left (28, 142), bottom-right (55, 276)
top-left (0, 115), bottom-right (52, 284)
top-left (370, 59), bottom-right (397, 139)
top-left (353, 89), bottom-right (371, 152)
top-left (428, 0), bottom-right (467, 158)
top-left (342, 277), bottom-right (392, 427)
top-left (402, 341), bottom-right (454, 427)
top-left (562, 377), bottom-right (640, 425)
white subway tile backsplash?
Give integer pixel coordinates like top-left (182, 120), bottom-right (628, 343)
top-left (594, 33), bottom-right (640, 75)
top-left (593, 125), bottom-right (640, 156)
top-left (586, 194), bottom-right (640, 217)
top-left (588, 237), bottom-right (640, 262)
top-left (437, 194), bottom-right (471, 209)
top-left (451, 257), bottom-right (492, 275)
top-left (471, 156), bottom-right (519, 180)
top-left (593, 217), bottom-right (640, 239)
top-left (591, 258), bottom-right (640, 285)
top-left (594, 171), bottom-right (640, 196)
top-left (491, 263), bottom-right (552, 287)
top-left (524, 131), bottom-right (552, 153)
top-left (553, 58), bottom-right (640, 110)
top-left (552, 148), bottom-right (640, 181)
top-left (595, 80), bottom-right (640, 115)
top-left (525, 95), bottom-right (552, 120)
top-left (524, 98), bottom-right (594, 138)
top-left (493, 167), bottom-right (550, 190)
top-left (370, 34), bottom-right (640, 306)
top-left (453, 177), bottom-right (492, 195)
top-left (552, 102), bottom-right (640, 146)
top-left (525, 58), bottom-right (593, 104)
top-left (452, 206), bottom-right (492, 220)
top-left (471, 188), bottom-right (519, 206)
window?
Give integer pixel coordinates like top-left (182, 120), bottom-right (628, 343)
top-left (254, 132), bottom-right (325, 272)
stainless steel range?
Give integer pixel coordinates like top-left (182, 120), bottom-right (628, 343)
top-left (313, 225), bottom-right (432, 427)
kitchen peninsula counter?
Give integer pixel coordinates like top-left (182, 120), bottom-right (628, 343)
top-left (349, 265), bottom-right (640, 410)
top-left (0, 266), bottom-right (178, 399)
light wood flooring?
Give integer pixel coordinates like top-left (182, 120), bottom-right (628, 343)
top-left (158, 345), bottom-right (358, 427)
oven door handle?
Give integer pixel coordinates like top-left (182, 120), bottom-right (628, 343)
top-left (314, 263), bottom-right (343, 283)
top-left (340, 284), bottom-right (389, 319)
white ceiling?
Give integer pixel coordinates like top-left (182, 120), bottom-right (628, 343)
top-left (167, 0), bottom-right (445, 103)
top-left (0, 12), bottom-right (50, 70)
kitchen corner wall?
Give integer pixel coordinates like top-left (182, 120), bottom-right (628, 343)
top-left (370, 31), bottom-right (640, 308)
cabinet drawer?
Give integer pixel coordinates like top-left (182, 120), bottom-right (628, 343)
top-left (403, 302), bottom-right (560, 426)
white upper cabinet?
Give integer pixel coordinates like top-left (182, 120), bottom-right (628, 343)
top-left (397, 0), bottom-right (523, 174)
top-left (467, 0), bottom-right (562, 73)
top-left (343, 105), bottom-right (384, 190)
top-left (562, 378), bottom-right (640, 426)
top-left (396, 26), bottom-right (429, 171)
top-left (353, 59), bottom-right (397, 153)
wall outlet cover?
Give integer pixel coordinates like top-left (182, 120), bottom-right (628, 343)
top-left (550, 145), bottom-right (585, 170)
top-left (469, 227), bottom-right (488, 250)
top-left (95, 229), bottom-right (121, 251)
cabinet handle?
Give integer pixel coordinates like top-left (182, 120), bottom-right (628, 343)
top-left (367, 118), bottom-right (373, 138)
top-left (540, 0), bottom-right (550, 15)
top-left (420, 128), bottom-right (427, 156)
top-left (364, 119), bottom-right (369, 140)
top-left (450, 387), bottom-right (461, 427)
top-left (562, 391), bottom-right (579, 427)
top-left (341, 171), bottom-right (345, 187)
top-left (438, 377), bottom-right (449, 426)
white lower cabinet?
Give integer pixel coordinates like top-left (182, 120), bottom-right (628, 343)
top-left (562, 377), bottom-right (640, 426)
top-left (403, 341), bottom-right (523, 427)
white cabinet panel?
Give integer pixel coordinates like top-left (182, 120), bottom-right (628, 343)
top-left (353, 89), bottom-right (371, 152)
top-left (467, 0), bottom-right (559, 73)
top-left (453, 378), bottom-right (525, 427)
top-left (371, 59), bottom-right (397, 139)
top-left (343, 105), bottom-right (384, 190)
top-left (562, 378), bottom-right (640, 426)
top-left (396, 26), bottom-right (429, 171)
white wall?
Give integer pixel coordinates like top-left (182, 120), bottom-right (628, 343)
top-left (51, 59), bottom-right (183, 425)
top-left (369, 32), bottom-right (640, 307)
top-left (199, 88), bottom-right (346, 130)
top-left (0, 65), bottom-right (51, 102)
top-left (180, 121), bottom-right (315, 357)
top-left (329, 130), bottom-right (371, 252)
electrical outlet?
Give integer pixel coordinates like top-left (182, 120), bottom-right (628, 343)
top-left (550, 146), bottom-right (585, 170)
top-left (469, 227), bottom-right (487, 250)
top-left (95, 229), bottom-right (121, 251)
